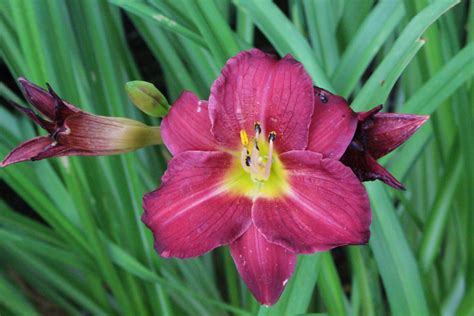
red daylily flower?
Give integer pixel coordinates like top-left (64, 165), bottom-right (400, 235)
top-left (1, 78), bottom-right (161, 167)
top-left (142, 49), bottom-right (371, 305)
top-left (341, 105), bottom-right (429, 190)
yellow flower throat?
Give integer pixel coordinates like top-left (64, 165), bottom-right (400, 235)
top-left (223, 122), bottom-right (289, 200)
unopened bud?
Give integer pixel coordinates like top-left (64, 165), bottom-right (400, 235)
top-left (125, 81), bottom-right (169, 117)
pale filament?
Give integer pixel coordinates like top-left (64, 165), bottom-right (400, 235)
top-left (240, 147), bottom-right (251, 171)
top-left (263, 134), bottom-right (275, 180)
top-left (250, 138), bottom-right (261, 175)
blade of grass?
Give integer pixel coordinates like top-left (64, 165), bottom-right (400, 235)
top-left (109, 0), bottom-right (206, 47)
top-left (105, 238), bottom-right (251, 315)
top-left (351, 0), bottom-right (460, 110)
top-left (317, 252), bottom-right (348, 316)
top-left (0, 273), bottom-right (39, 316)
top-left (348, 247), bottom-right (376, 316)
top-left (333, 0), bottom-right (404, 96)
top-left (303, 0), bottom-right (340, 74)
top-left (2, 245), bottom-right (108, 315)
top-left (366, 182), bottom-right (430, 316)
top-left (195, 0), bottom-right (241, 56)
top-left (418, 144), bottom-right (463, 272)
top-left (402, 42), bottom-right (474, 114)
top-left (236, 6), bottom-right (254, 44)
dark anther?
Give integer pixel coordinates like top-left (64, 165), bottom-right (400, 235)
top-left (320, 94), bottom-right (328, 104)
top-left (350, 140), bottom-right (364, 152)
top-left (254, 122), bottom-right (262, 134)
top-left (268, 131), bottom-right (277, 142)
top-left (245, 156), bottom-right (251, 167)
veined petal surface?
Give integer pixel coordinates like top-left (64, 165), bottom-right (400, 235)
top-left (1, 136), bottom-right (53, 167)
top-left (59, 113), bottom-right (160, 151)
top-left (161, 91), bottom-right (218, 155)
top-left (307, 88), bottom-right (357, 159)
top-left (230, 225), bottom-right (296, 306)
top-left (142, 151), bottom-right (253, 258)
top-left (209, 49), bottom-right (314, 152)
top-left (18, 77), bottom-right (78, 119)
top-left (252, 151), bottom-right (371, 254)
top-left (366, 113), bottom-right (429, 159)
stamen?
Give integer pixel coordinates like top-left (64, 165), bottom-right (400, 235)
top-left (254, 122), bottom-right (262, 137)
top-left (268, 131), bottom-right (276, 142)
top-left (240, 130), bottom-right (249, 147)
top-left (251, 137), bottom-right (260, 172)
top-left (264, 132), bottom-right (276, 180)
top-left (239, 126), bottom-right (278, 182)
top-left (245, 156), bottom-right (251, 167)
top-left (240, 146), bottom-right (251, 171)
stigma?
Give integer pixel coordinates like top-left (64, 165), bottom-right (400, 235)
top-left (240, 123), bottom-right (276, 182)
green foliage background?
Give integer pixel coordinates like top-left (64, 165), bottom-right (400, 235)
top-left (0, 0), bottom-right (472, 315)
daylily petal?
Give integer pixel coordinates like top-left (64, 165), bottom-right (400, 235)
top-left (341, 145), bottom-right (405, 190)
top-left (142, 151), bottom-right (253, 258)
top-left (161, 91), bottom-right (218, 155)
top-left (253, 150), bottom-right (371, 254)
top-left (18, 77), bottom-right (78, 119)
top-left (0, 136), bottom-right (107, 167)
top-left (357, 104), bottom-right (382, 122)
top-left (365, 113), bottom-right (429, 159)
top-left (230, 225), bottom-right (296, 306)
top-left (0, 136), bottom-right (53, 167)
top-left (10, 102), bottom-right (55, 132)
top-left (31, 144), bottom-right (97, 161)
top-left (307, 88), bottom-right (357, 159)
top-left (209, 49), bottom-right (314, 152)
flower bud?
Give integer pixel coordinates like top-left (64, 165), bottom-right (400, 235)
top-left (1, 78), bottom-right (162, 167)
top-left (125, 81), bottom-right (169, 117)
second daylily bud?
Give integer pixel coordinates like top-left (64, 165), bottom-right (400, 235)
top-left (1, 78), bottom-right (162, 167)
top-left (125, 81), bottom-right (169, 117)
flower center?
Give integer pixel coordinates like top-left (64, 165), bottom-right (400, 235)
top-left (239, 122), bottom-right (276, 182)
top-left (221, 123), bottom-right (289, 200)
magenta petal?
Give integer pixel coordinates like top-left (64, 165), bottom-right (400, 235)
top-left (18, 78), bottom-right (78, 119)
top-left (18, 78), bottom-right (56, 119)
top-left (357, 105), bottom-right (383, 122)
top-left (365, 113), bottom-right (429, 159)
top-left (230, 225), bottom-right (296, 306)
top-left (142, 151), bottom-right (253, 258)
top-left (31, 144), bottom-right (96, 161)
top-left (1, 136), bottom-right (53, 167)
top-left (253, 151), bottom-right (371, 254)
top-left (307, 88), bottom-right (357, 159)
top-left (209, 49), bottom-right (314, 152)
top-left (10, 102), bottom-right (55, 132)
top-left (161, 91), bottom-right (218, 155)
top-left (1, 136), bottom-right (105, 167)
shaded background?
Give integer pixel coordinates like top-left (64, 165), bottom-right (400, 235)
top-left (0, 0), bottom-right (472, 315)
